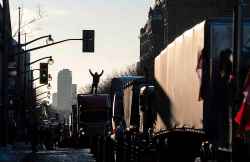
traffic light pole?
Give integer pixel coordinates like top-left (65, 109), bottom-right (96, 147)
top-left (36, 96), bottom-right (48, 102)
top-left (16, 39), bottom-right (83, 56)
top-left (27, 56), bottom-right (52, 66)
top-left (12, 32), bottom-right (90, 144)
top-left (34, 84), bottom-right (50, 90)
top-left (36, 91), bottom-right (49, 98)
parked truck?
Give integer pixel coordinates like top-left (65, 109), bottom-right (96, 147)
top-left (77, 94), bottom-right (111, 148)
top-left (154, 18), bottom-right (250, 161)
top-left (107, 18), bottom-right (250, 162)
top-left (109, 76), bottom-right (160, 162)
top-left (111, 76), bottom-right (145, 137)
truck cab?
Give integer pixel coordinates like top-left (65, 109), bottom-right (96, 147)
top-left (77, 94), bottom-right (111, 147)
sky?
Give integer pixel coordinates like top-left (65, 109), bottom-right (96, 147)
top-left (8, 0), bottom-right (155, 94)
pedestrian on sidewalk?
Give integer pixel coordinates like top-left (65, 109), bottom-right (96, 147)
top-left (8, 117), bottom-right (16, 146)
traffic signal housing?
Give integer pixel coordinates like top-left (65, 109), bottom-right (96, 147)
top-left (82, 30), bottom-right (95, 52)
top-left (40, 63), bottom-right (48, 84)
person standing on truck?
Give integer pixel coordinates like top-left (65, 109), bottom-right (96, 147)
top-left (89, 69), bottom-right (104, 94)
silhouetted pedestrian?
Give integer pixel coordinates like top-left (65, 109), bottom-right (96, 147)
top-left (89, 69), bottom-right (104, 94)
top-left (212, 48), bottom-right (233, 148)
top-left (8, 118), bottom-right (16, 145)
top-left (31, 124), bottom-right (39, 153)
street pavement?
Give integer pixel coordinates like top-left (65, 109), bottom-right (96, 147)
top-left (21, 148), bottom-right (96, 162)
top-left (0, 143), bottom-right (96, 162)
top-left (0, 143), bottom-right (31, 162)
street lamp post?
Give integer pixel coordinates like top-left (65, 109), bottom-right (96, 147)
top-left (36, 96), bottom-right (48, 102)
top-left (22, 55), bottom-right (53, 121)
top-left (34, 83), bottom-right (52, 90)
top-left (36, 91), bottom-right (50, 98)
top-left (15, 11), bottom-right (54, 138)
top-left (17, 38), bottom-right (83, 56)
top-left (13, 28), bottom-right (84, 144)
top-left (26, 56), bottom-right (54, 66)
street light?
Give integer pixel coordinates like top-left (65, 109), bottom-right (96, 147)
top-left (47, 91), bottom-right (51, 98)
top-left (48, 57), bottom-right (54, 65)
top-left (46, 35), bottom-right (54, 44)
top-left (20, 34), bottom-right (54, 47)
top-left (27, 56), bottom-right (54, 66)
top-left (48, 74), bottom-right (52, 81)
top-left (47, 83), bottom-right (52, 90)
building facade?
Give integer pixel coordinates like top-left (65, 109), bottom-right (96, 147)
top-left (71, 84), bottom-right (77, 106)
top-left (52, 93), bottom-right (57, 108)
top-left (0, 0), bottom-right (32, 145)
top-left (139, 3), bottom-right (164, 80)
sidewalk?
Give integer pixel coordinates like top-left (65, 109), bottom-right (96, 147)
top-left (0, 143), bottom-right (32, 162)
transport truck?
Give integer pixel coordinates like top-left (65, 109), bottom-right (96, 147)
top-left (154, 18), bottom-right (250, 161)
top-left (77, 94), bottom-right (111, 148)
top-left (108, 18), bottom-right (250, 162)
top-left (111, 76), bottom-right (145, 137)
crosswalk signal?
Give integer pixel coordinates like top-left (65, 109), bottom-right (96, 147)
top-left (40, 63), bottom-right (48, 84)
top-left (82, 30), bottom-right (95, 52)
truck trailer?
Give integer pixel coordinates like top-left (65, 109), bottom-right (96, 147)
top-left (154, 18), bottom-right (250, 161)
top-left (111, 76), bottom-right (145, 137)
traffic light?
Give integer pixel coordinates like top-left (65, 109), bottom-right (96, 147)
top-left (82, 30), bottom-right (95, 52)
top-left (40, 63), bottom-right (48, 84)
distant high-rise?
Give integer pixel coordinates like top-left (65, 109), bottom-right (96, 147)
top-left (71, 84), bottom-right (77, 106)
top-left (57, 69), bottom-right (72, 114)
top-left (52, 93), bottom-right (57, 108)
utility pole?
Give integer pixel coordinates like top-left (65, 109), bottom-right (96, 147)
top-left (23, 33), bottom-right (28, 137)
top-left (16, 6), bottom-right (24, 140)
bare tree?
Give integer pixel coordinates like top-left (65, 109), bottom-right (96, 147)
top-left (12, 4), bottom-right (47, 38)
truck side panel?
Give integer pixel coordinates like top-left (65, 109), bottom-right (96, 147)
top-left (154, 18), bottom-right (250, 135)
top-left (123, 85), bottom-right (133, 128)
top-left (154, 21), bottom-right (205, 132)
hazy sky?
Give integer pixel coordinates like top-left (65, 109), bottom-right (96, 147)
top-left (9, 0), bottom-right (154, 94)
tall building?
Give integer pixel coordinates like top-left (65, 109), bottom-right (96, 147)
top-left (71, 84), bottom-right (77, 106)
top-left (52, 93), bottom-right (57, 108)
top-left (57, 69), bottom-right (72, 115)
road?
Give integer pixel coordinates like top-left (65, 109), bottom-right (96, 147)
top-left (21, 148), bottom-right (96, 162)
